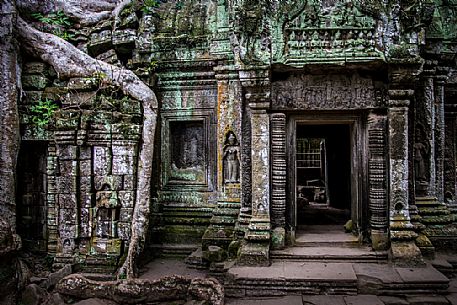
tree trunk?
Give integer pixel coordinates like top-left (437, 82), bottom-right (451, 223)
top-left (15, 13), bottom-right (158, 279)
top-left (0, 0), bottom-right (21, 303)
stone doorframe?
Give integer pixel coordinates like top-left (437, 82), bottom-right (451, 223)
top-left (271, 112), bottom-right (375, 246)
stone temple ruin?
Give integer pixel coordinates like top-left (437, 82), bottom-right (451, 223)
top-left (15, 0), bottom-right (457, 283)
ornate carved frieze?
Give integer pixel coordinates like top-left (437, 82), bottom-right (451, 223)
top-left (272, 74), bottom-right (385, 110)
top-left (282, 0), bottom-right (382, 64)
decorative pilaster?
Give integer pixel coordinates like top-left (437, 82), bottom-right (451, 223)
top-left (388, 90), bottom-right (422, 266)
top-left (434, 73), bottom-right (447, 202)
top-left (237, 68), bottom-right (271, 266)
top-left (201, 66), bottom-right (243, 269)
top-left (270, 113), bottom-right (287, 249)
top-left (444, 103), bottom-right (457, 216)
top-left (367, 112), bottom-right (389, 250)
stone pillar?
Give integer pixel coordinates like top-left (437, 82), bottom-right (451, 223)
top-left (387, 91), bottom-right (422, 266)
top-left (367, 112), bottom-right (389, 250)
top-left (444, 103), bottom-right (457, 216)
top-left (201, 66), bottom-right (243, 268)
top-left (434, 74), bottom-right (447, 202)
top-left (238, 68), bottom-right (271, 266)
top-left (415, 69), bottom-right (436, 197)
top-left (270, 113), bottom-right (287, 249)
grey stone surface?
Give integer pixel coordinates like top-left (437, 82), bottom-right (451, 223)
top-left (379, 295), bottom-right (409, 305)
top-left (396, 265), bottom-right (449, 283)
top-left (344, 295), bottom-right (384, 305)
top-left (226, 296), bottom-right (303, 305)
top-left (406, 295), bottom-right (450, 305)
top-left (302, 295), bottom-right (346, 305)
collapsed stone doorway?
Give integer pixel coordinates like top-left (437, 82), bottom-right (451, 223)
top-left (288, 115), bottom-right (366, 241)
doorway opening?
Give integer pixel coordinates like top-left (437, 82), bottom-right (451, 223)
top-left (16, 141), bottom-right (48, 253)
top-left (295, 124), bottom-right (352, 226)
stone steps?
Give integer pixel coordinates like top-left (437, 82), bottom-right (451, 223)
top-left (225, 261), bottom-right (450, 298)
top-left (271, 246), bottom-right (388, 263)
top-left (149, 243), bottom-right (199, 258)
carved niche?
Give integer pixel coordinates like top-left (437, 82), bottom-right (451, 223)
top-left (161, 111), bottom-right (214, 189)
top-left (271, 74), bottom-right (385, 110)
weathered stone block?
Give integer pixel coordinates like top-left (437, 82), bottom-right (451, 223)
top-left (112, 29), bottom-right (136, 49)
top-left (123, 175), bottom-right (136, 190)
top-left (57, 145), bottom-right (77, 160)
top-left (57, 176), bottom-right (78, 193)
top-left (80, 176), bottom-right (93, 193)
top-left (22, 91), bottom-right (43, 105)
top-left (62, 91), bottom-right (97, 107)
top-left (117, 222), bottom-right (131, 240)
top-left (67, 77), bottom-right (98, 91)
top-left (58, 193), bottom-right (77, 209)
top-left (55, 111), bottom-right (81, 130)
top-left (23, 62), bottom-right (47, 74)
top-left (118, 191), bottom-right (135, 207)
top-left (79, 146), bottom-right (92, 160)
top-left (80, 193), bottom-right (94, 209)
top-left (59, 160), bottom-right (78, 176)
top-left (58, 223), bottom-right (77, 238)
top-left (119, 208), bottom-right (133, 222)
top-left (112, 154), bottom-right (135, 175)
top-left (93, 146), bottom-right (111, 175)
top-left (43, 87), bottom-right (68, 100)
top-left (88, 30), bottom-right (113, 55)
top-left (79, 160), bottom-right (92, 176)
top-left (94, 175), bottom-right (122, 191)
top-left (22, 75), bottom-right (49, 90)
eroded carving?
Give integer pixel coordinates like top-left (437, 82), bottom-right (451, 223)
top-left (272, 74), bottom-right (384, 110)
top-left (223, 131), bottom-right (240, 184)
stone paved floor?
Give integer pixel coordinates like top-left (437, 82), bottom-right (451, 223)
top-left (139, 258), bottom-right (457, 305)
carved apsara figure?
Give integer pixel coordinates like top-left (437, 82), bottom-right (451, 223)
top-left (414, 140), bottom-right (427, 182)
top-left (223, 131), bottom-right (240, 183)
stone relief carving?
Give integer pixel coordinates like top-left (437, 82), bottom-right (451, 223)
top-left (223, 131), bottom-right (240, 183)
top-left (95, 183), bottom-right (120, 238)
top-left (283, 0), bottom-right (380, 61)
top-left (170, 121), bottom-right (205, 182)
top-left (272, 74), bottom-right (384, 110)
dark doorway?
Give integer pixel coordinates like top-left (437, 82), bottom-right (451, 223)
top-left (16, 141), bottom-right (48, 252)
top-left (296, 124), bottom-right (351, 225)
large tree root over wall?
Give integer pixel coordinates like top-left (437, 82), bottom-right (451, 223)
top-left (56, 274), bottom-right (224, 305)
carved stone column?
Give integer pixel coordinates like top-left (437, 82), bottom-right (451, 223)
top-left (238, 68), bottom-right (271, 266)
top-left (444, 103), bottom-right (457, 216)
top-left (415, 68), bottom-right (436, 197)
top-left (387, 90), bottom-right (422, 266)
top-left (434, 73), bottom-right (448, 202)
top-left (201, 66), bottom-right (243, 268)
top-left (270, 113), bottom-right (287, 249)
top-left (367, 112), bottom-right (389, 250)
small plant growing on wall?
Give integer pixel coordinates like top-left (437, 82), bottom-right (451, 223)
top-left (31, 11), bottom-right (75, 41)
top-left (30, 98), bottom-right (59, 127)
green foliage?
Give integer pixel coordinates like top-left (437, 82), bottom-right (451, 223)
top-left (141, 0), bottom-right (163, 14)
top-left (31, 11), bottom-right (74, 41)
top-left (146, 59), bottom-right (158, 73)
top-left (30, 98), bottom-right (59, 127)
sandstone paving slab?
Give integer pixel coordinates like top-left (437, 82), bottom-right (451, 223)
top-left (344, 295), bottom-right (384, 305)
top-left (228, 261), bottom-right (285, 280)
top-left (449, 278), bottom-right (457, 293)
top-left (139, 258), bottom-right (207, 280)
top-left (395, 265), bottom-right (449, 284)
top-left (406, 295), bottom-right (450, 305)
top-left (352, 263), bottom-right (403, 284)
top-left (302, 295), bottom-right (346, 305)
top-left (446, 293), bottom-right (457, 305)
top-left (283, 262), bottom-right (357, 281)
top-left (226, 295), bottom-right (303, 305)
top-left (378, 295), bottom-right (409, 305)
